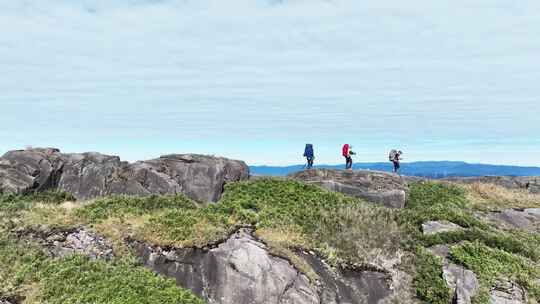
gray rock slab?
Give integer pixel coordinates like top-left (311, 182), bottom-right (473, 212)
top-left (289, 169), bottom-right (408, 208)
top-left (444, 263), bottom-right (479, 304)
top-left (422, 221), bottom-right (463, 235)
top-left (488, 208), bottom-right (540, 232)
top-left (490, 280), bottom-right (526, 304)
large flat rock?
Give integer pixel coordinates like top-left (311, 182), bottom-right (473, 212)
top-left (485, 208), bottom-right (540, 232)
top-left (289, 169), bottom-right (408, 208)
top-left (0, 148), bottom-right (249, 202)
top-left (422, 221), bottom-right (463, 235)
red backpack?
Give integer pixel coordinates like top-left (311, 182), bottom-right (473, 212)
top-left (342, 144), bottom-right (349, 157)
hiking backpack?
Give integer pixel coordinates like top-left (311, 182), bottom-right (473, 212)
top-left (342, 144), bottom-right (350, 157)
top-left (389, 149), bottom-right (398, 162)
top-left (304, 144), bottom-right (314, 158)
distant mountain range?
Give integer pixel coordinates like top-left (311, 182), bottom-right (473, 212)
top-left (249, 161), bottom-right (540, 178)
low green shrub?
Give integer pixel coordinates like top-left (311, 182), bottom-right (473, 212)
top-left (413, 247), bottom-right (452, 304)
top-left (37, 255), bottom-right (204, 304)
top-left (75, 194), bottom-right (197, 223)
top-left (0, 191), bottom-right (74, 213)
top-left (451, 241), bottom-right (540, 303)
top-left (0, 232), bottom-right (47, 297)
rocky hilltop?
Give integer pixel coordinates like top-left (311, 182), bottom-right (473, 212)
top-left (0, 148), bottom-right (249, 202)
top-left (1, 149), bottom-right (539, 304)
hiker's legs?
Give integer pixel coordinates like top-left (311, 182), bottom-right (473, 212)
top-left (307, 157), bottom-right (313, 169)
top-left (346, 156), bottom-right (352, 169)
top-left (393, 161), bottom-right (400, 173)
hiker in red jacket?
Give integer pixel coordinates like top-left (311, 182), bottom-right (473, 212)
top-left (342, 144), bottom-right (355, 170)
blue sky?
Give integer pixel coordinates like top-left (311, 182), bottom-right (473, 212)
top-left (1, 0), bottom-right (539, 166)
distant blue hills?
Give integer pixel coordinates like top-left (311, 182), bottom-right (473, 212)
top-left (249, 161), bottom-right (540, 178)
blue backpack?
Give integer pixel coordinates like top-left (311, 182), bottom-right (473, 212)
top-left (304, 144), bottom-right (314, 158)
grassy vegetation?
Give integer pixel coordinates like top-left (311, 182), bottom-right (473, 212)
top-left (37, 255), bottom-right (204, 304)
top-left (412, 247), bottom-right (452, 304)
top-left (0, 192), bottom-right (205, 303)
top-left (2, 179), bottom-right (540, 303)
top-left (451, 241), bottom-right (540, 303)
top-left (0, 233), bottom-right (204, 304)
top-left (402, 181), bottom-right (540, 303)
top-left (0, 232), bottom-right (46, 299)
top-left (0, 191), bottom-right (75, 214)
top-left (465, 182), bottom-right (540, 211)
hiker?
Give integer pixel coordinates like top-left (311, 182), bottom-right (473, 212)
top-left (303, 144), bottom-right (315, 169)
top-left (389, 150), bottom-right (403, 174)
top-left (342, 144), bottom-right (355, 170)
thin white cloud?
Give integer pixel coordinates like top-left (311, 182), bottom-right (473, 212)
top-left (1, 0), bottom-right (539, 165)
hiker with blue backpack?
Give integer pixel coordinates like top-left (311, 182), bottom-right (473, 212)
top-left (303, 144), bottom-right (315, 169)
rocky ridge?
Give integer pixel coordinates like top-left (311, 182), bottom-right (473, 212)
top-left (0, 148), bottom-right (248, 202)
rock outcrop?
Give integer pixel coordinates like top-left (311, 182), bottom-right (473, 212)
top-left (134, 228), bottom-right (396, 304)
top-left (484, 208), bottom-right (540, 232)
top-left (490, 280), bottom-right (527, 304)
top-left (0, 148), bottom-right (249, 202)
top-left (289, 169), bottom-right (408, 208)
top-left (429, 245), bottom-right (479, 304)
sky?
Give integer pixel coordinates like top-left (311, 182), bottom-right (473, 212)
top-left (1, 0), bottom-right (539, 166)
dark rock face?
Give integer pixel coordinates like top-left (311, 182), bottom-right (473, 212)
top-left (0, 148), bottom-right (249, 202)
top-left (134, 229), bottom-right (395, 304)
top-left (298, 252), bottom-right (392, 304)
top-left (442, 176), bottom-right (540, 194)
top-left (289, 169), bottom-right (408, 208)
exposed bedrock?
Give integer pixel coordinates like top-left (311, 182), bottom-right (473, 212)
top-left (134, 229), bottom-right (398, 304)
top-left (482, 208), bottom-right (540, 232)
top-left (0, 148), bottom-right (249, 202)
top-left (288, 169), bottom-right (408, 208)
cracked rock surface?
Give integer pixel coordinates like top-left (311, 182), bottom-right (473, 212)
top-left (135, 229), bottom-right (394, 304)
top-left (490, 280), bottom-right (527, 304)
top-left (289, 169), bottom-right (408, 208)
top-left (0, 148), bottom-right (248, 202)
top-left (19, 228), bottom-right (114, 260)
